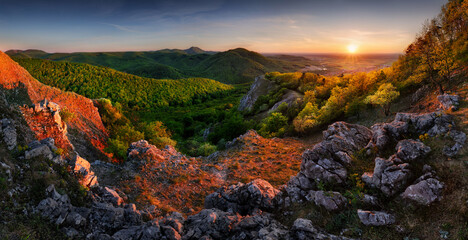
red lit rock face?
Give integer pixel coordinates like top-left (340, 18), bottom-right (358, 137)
top-left (0, 51), bottom-right (108, 159)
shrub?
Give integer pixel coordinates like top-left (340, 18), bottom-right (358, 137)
top-left (197, 142), bottom-right (217, 156)
top-left (59, 107), bottom-right (75, 122)
top-left (258, 112), bottom-right (288, 138)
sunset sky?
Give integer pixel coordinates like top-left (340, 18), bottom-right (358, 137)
top-left (0, 0), bottom-right (447, 53)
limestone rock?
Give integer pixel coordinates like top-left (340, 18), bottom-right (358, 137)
top-left (300, 122), bottom-right (372, 185)
top-left (72, 154), bottom-right (98, 187)
top-left (182, 208), bottom-right (240, 240)
top-left (305, 190), bottom-right (347, 211)
top-left (290, 218), bottom-right (355, 240)
top-left (401, 178), bottom-right (444, 205)
top-left (395, 139), bottom-right (431, 162)
top-left (238, 75), bottom-right (277, 112)
top-left (357, 209), bottom-right (395, 226)
top-left (1, 118), bottom-right (17, 150)
top-left (362, 156), bottom-right (412, 196)
top-left (437, 94), bottom-right (460, 111)
top-left (204, 179), bottom-right (279, 215)
top-left (25, 144), bottom-right (53, 160)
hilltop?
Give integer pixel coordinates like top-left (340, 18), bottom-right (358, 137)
top-left (6, 47), bottom-right (314, 84)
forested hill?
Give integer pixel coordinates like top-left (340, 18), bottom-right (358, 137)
top-left (13, 58), bottom-right (233, 110)
top-left (6, 48), bottom-right (313, 84)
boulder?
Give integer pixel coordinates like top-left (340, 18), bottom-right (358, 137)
top-left (182, 208), bottom-right (240, 240)
top-left (437, 94), bottom-right (460, 111)
top-left (395, 140), bottom-right (431, 162)
top-left (230, 213), bottom-right (289, 240)
top-left (443, 130), bottom-right (466, 157)
top-left (357, 210), bottom-right (395, 226)
top-left (290, 218), bottom-right (355, 240)
top-left (72, 154), bottom-right (98, 187)
top-left (1, 118), bottom-right (17, 150)
top-left (401, 178), bottom-right (444, 205)
top-left (362, 156), bottom-right (412, 196)
top-left (25, 144), bottom-right (53, 160)
top-left (305, 190), bottom-right (347, 211)
top-left (300, 122), bottom-right (372, 185)
top-left (204, 179), bottom-right (279, 215)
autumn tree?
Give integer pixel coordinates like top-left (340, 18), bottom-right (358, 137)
top-left (365, 83), bottom-right (400, 116)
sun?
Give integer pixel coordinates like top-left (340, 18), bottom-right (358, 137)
top-left (347, 44), bottom-right (358, 54)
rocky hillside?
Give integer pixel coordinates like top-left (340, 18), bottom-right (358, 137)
top-left (0, 51), bottom-right (108, 160)
top-left (21, 90), bottom-right (467, 239)
top-left (1, 53), bottom-right (467, 239)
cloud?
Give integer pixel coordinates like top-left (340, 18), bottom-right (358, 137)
top-left (101, 23), bottom-right (142, 33)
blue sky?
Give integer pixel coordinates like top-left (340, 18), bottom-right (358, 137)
top-left (0, 0), bottom-right (447, 53)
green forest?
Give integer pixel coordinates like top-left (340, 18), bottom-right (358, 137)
top-left (8, 48), bottom-right (313, 84)
top-left (15, 58), bottom-right (233, 110)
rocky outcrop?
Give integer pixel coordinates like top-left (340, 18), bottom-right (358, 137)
top-left (290, 218), bottom-right (355, 240)
top-left (443, 130), bottom-right (466, 157)
top-left (72, 154), bottom-right (98, 187)
top-left (305, 190), bottom-right (347, 211)
top-left (238, 76), bottom-right (277, 112)
top-left (204, 179), bottom-right (280, 215)
top-left (357, 210), bottom-right (395, 226)
top-left (395, 140), bottom-right (431, 162)
top-left (366, 111), bottom-right (465, 157)
top-left (284, 122), bottom-right (372, 203)
top-left (1, 118), bottom-right (17, 150)
top-left (437, 94), bottom-right (460, 111)
top-left (24, 138), bottom-right (63, 164)
top-left (400, 170), bottom-right (444, 206)
top-left (362, 156), bottom-right (412, 196)
top-left (268, 89), bottom-right (303, 113)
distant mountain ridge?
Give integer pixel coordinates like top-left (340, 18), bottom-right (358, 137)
top-left (6, 47), bottom-right (313, 84)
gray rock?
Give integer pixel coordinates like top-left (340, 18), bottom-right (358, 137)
top-left (231, 213), bottom-right (289, 240)
top-left (305, 190), bottom-right (347, 211)
top-left (395, 140), bottom-right (431, 162)
top-left (1, 118), bottom-right (17, 150)
top-left (437, 94), bottom-right (460, 111)
top-left (238, 75), bottom-right (277, 112)
top-left (113, 226), bottom-right (143, 240)
top-left (72, 154), bottom-right (98, 187)
top-left (290, 218), bottom-right (355, 240)
top-left (301, 122), bottom-right (372, 184)
top-left (362, 194), bottom-right (379, 207)
top-left (443, 130), bottom-right (466, 157)
top-left (182, 208), bottom-right (240, 240)
top-left (401, 178), bottom-right (444, 205)
top-left (362, 156), bottom-right (412, 196)
top-left (25, 144), bottom-right (53, 160)
top-left (357, 209), bottom-right (395, 226)
top-left (268, 89), bottom-right (303, 113)
top-left (205, 179), bottom-right (279, 215)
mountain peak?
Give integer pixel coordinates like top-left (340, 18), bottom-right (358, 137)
top-left (185, 46), bottom-right (205, 54)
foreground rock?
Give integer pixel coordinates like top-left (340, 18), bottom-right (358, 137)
top-left (401, 173), bottom-right (444, 206)
top-left (24, 138), bottom-right (63, 164)
top-left (290, 218), bottom-right (355, 240)
top-left (437, 94), bottom-right (460, 111)
top-left (284, 122), bottom-right (372, 203)
top-left (72, 154), bottom-right (98, 187)
top-left (305, 190), bottom-right (347, 211)
top-left (357, 210), bottom-right (395, 226)
top-left (1, 118), bottom-right (17, 150)
top-left (362, 156), bottom-right (412, 196)
top-left (204, 179), bottom-right (280, 215)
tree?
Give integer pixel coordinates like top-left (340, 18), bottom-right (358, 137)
top-left (365, 83), bottom-right (400, 116)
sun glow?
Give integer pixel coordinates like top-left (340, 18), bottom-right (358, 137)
top-left (347, 44), bottom-right (358, 54)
